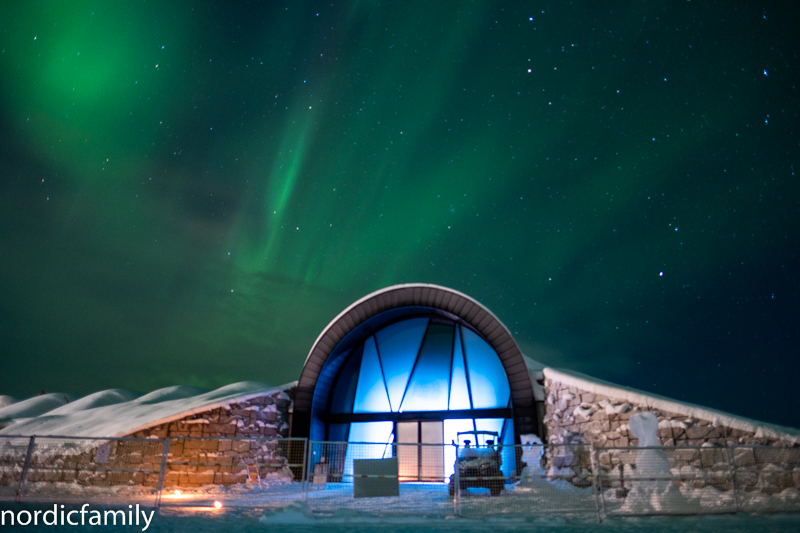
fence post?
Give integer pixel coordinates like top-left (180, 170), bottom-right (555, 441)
top-left (726, 444), bottom-right (743, 513)
top-left (589, 444), bottom-right (605, 523)
top-left (453, 443), bottom-right (461, 517)
top-left (154, 438), bottom-right (170, 509)
top-left (15, 436), bottom-right (36, 503)
top-left (302, 439), bottom-right (310, 498)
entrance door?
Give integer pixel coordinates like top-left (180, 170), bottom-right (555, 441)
top-left (396, 421), bottom-right (444, 481)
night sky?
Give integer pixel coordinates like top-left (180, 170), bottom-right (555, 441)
top-left (1, 1), bottom-right (798, 428)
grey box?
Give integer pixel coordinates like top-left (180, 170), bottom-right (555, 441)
top-left (353, 457), bottom-right (399, 498)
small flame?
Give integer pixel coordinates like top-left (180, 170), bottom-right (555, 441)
top-left (213, 501), bottom-right (223, 509)
top-left (174, 490), bottom-right (182, 497)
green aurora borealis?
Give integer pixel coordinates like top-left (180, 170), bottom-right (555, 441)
top-left (1, 1), bottom-right (798, 427)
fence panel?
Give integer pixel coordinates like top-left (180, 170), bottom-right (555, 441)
top-left (595, 445), bottom-right (739, 516)
top-left (732, 445), bottom-right (800, 513)
top-left (0, 436), bottom-right (34, 501)
top-left (305, 441), bottom-right (452, 517)
top-left (454, 442), bottom-right (597, 518)
top-left (9, 436), bottom-right (164, 506)
top-left (4, 433), bottom-right (799, 518)
top-left (157, 436), bottom-right (307, 509)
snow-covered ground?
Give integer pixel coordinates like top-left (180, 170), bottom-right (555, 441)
top-left (8, 476), bottom-right (799, 515)
top-left (1, 500), bottom-right (799, 533)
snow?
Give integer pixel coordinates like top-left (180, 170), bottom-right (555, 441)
top-left (4, 480), bottom-right (799, 533)
top-left (542, 367), bottom-right (800, 443)
top-left (522, 355), bottom-right (546, 401)
top-left (0, 382), bottom-right (293, 438)
top-left (0, 396), bottom-right (15, 409)
top-left (132, 509), bottom-right (800, 533)
top-left (135, 386), bottom-right (209, 404)
top-left (44, 389), bottom-right (141, 416)
top-left (0, 393), bottom-right (76, 424)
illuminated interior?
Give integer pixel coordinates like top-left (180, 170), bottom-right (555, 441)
top-left (321, 317), bottom-right (516, 480)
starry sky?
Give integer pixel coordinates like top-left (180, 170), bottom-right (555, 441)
top-left (1, 1), bottom-right (798, 428)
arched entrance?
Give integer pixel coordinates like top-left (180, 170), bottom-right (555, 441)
top-left (292, 284), bottom-right (538, 480)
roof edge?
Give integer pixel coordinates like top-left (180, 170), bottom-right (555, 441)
top-left (304, 283), bottom-right (510, 366)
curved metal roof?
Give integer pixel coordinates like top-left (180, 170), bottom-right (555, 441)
top-left (293, 283), bottom-right (538, 439)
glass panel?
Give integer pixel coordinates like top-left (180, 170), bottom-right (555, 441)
top-left (396, 421), bottom-right (418, 481)
top-left (329, 346), bottom-right (362, 413)
top-left (500, 418), bottom-right (516, 479)
top-left (353, 336), bottom-right (391, 413)
top-left (473, 418), bottom-right (505, 441)
top-left (462, 328), bottom-right (511, 409)
top-left (324, 423), bottom-right (350, 478)
top-left (343, 421), bottom-right (394, 479)
top-left (396, 421), bottom-right (418, 443)
top-left (421, 421), bottom-right (444, 482)
top-left (448, 327), bottom-right (471, 410)
top-left (348, 420), bottom-right (395, 445)
top-left (443, 418), bottom-right (475, 479)
top-left (399, 324), bottom-right (454, 412)
top-left (374, 318), bottom-right (429, 411)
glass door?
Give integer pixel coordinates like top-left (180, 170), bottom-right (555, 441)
top-left (396, 420), bottom-right (444, 481)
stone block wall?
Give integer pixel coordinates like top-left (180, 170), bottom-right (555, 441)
top-left (542, 377), bottom-right (797, 449)
top-left (541, 375), bottom-right (800, 493)
top-left (3, 388), bottom-right (297, 489)
top-left (123, 388), bottom-right (294, 488)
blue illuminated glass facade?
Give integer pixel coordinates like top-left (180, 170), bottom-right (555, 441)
top-left (330, 319), bottom-right (511, 416)
top-left (326, 317), bottom-right (515, 478)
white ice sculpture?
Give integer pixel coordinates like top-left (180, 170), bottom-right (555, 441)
top-left (519, 434), bottom-right (546, 482)
top-left (517, 434), bottom-right (582, 496)
top-left (619, 411), bottom-right (685, 514)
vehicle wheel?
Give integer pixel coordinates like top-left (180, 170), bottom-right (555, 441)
top-left (490, 482), bottom-right (502, 496)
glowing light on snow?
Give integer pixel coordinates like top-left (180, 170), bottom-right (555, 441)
top-left (213, 501), bottom-right (223, 509)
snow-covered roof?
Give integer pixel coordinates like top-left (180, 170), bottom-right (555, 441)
top-left (3, 354), bottom-right (796, 444)
top-left (0, 395), bottom-right (15, 410)
top-left (0, 382), bottom-right (293, 438)
top-left (543, 367), bottom-right (800, 444)
top-left (0, 392), bottom-right (77, 423)
top-left (44, 389), bottom-right (141, 416)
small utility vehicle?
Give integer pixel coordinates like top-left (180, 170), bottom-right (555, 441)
top-left (448, 430), bottom-right (504, 496)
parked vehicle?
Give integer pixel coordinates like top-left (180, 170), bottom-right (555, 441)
top-left (448, 430), bottom-right (504, 496)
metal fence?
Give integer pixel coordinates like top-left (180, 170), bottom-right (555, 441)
top-left (594, 445), bottom-right (800, 517)
top-left (732, 445), bottom-right (800, 513)
top-left (1, 434), bottom-right (798, 520)
top-left (0, 436), bottom-right (33, 502)
top-left (304, 441), bottom-right (453, 516)
top-left (0, 436), bottom-right (164, 506)
top-left (157, 436), bottom-right (307, 509)
top-left (595, 445), bottom-right (739, 516)
top-left (453, 442), bottom-right (598, 518)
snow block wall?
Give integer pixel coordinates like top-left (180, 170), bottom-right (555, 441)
top-left (2, 389), bottom-right (299, 489)
top-left (121, 389), bottom-right (293, 487)
top-left (125, 390), bottom-right (291, 441)
top-left (541, 368), bottom-right (800, 451)
top-left (540, 368), bottom-right (800, 496)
